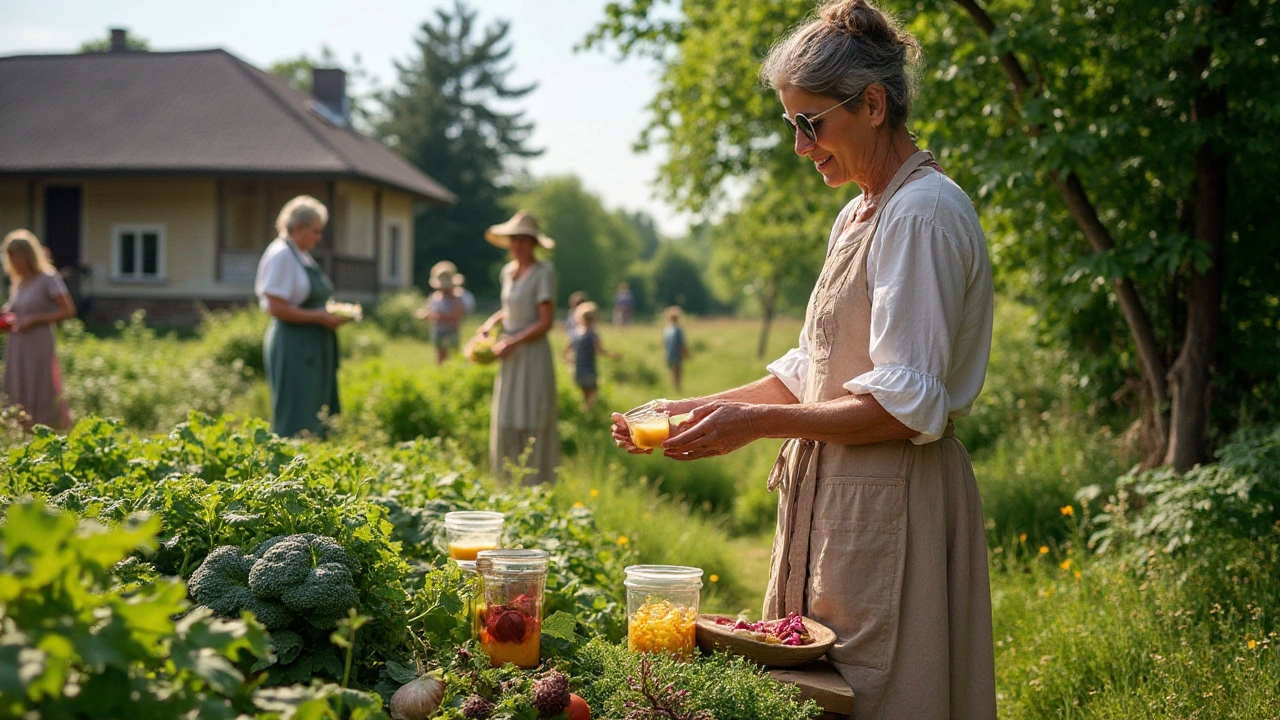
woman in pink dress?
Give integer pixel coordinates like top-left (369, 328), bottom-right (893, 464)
top-left (2, 230), bottom-right (75, 431)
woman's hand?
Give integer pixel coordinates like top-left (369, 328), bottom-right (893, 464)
top-left (492, 339), bottom-right (514, 359)
top-left (661, 401), bottom-right (763, 461)
top-left (317, 311), bottom-right (350, 330)
top-left (13, 315), bottom-right (35, 333)
top-left (610, 413), bottom-right (653, 455)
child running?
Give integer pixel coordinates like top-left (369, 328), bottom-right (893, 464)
top-left (663, 306), bottom-right (690, 393)
top-left (564, 302), bottom-right (617, 411)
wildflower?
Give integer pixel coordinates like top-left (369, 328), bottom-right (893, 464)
top-left (1074, 571), bottom-right (1082, 579)
top-left (616, 535), bottom-right (629, 546)
top-left (590, 488), bottom-right (599, 498)
top-left (572, 501), bottom-right (584, 509)
top-left (1248, 639), bottom-right (1257, 650)
top-left (709, 574), bottom-right (719, 583)
top-left (1059, 559), bottom-right (1073, 570)
top-left (1060, 505), bottom-right (1074, 517)
top-left (1019, 533), bottom-right (1027, 543)
top-left (1039, 546), bottom-right (1050, 555)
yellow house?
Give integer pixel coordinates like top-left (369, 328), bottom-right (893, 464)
top-left (0, 37), bottom-right (455, 324)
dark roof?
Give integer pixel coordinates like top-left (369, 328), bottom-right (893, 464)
top-left (0, 49), bottom-right (456, 204)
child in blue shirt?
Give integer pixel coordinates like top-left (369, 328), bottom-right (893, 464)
top-left (663, 306), bottom-right (690, 393)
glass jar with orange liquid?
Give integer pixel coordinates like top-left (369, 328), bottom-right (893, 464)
top-left (625, 564), bottom-right (702, 658)
top-left (623, 400), bottom-right (694, 450)
top-left (475, 549), bottom-right (549, 668)
top-left (444, 511), bottom-right (505, 567)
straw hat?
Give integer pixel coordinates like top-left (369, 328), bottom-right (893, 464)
top-left (485, 210), bottom-right (555, 250)
top-left (575, 301), bottom-right (599, 324)
top-left (429, 260), bottom-right (464, 289)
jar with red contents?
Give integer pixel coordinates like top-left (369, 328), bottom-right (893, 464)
top-left (0, 312), bottom-right (15, 333)
top-left (474, 549), bottom-right (548, 668)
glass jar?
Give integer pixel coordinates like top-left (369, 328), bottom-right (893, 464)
top-left (475, 549), bottom-right (549, 669)
top-left (444, 511), bottom-right (505, 562)
top-left (625, 564), bottom-right (702, 657)
top-left (623, 399), bottom-right (672, 449)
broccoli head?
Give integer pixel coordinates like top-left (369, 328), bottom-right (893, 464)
top-left (187, 545), bottom-right (293, 629)
top-left (187, 546), bottom-right (255, 616)
top-left (246, 534), bottom-right (360, 628)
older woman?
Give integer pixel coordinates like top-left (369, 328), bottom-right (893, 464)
top-left (1, 230), bottom-right (75, 430)
top-left (254, 195), bottom-right (351, 438)
top-left (612, 1), bottom-right (996, 717)
top-left (474, 210), bottom-right (558, 485)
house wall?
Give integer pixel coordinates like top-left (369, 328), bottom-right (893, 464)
top-left (336, 180), bottom-right (375, 257)
top-left (0, 180), bottom-right (33, 240)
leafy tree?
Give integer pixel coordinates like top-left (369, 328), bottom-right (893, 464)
top-left (622, 210), bottom-right (664, 261)
top-left (651, 245), bottom-right (712, 315)
top-left (378, 0), bottom-right (541, 297)
top-left (587, 0), bottom-right (1280, 468)
top-left (506, 175), bottom-right (640, 307)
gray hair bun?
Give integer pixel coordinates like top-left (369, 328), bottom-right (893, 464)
top-left (821, 0), bottom-right (919, 58)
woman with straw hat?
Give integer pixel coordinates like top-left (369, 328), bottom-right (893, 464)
top-left (417, 261), bottom-right (467, 364)
top-left (474, 210), bottom-right (559, 485)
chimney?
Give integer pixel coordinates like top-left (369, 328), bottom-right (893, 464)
top-left (311, 68), bottom-right (349, 126)
top-left (109, 28), bottom-right (129, 53)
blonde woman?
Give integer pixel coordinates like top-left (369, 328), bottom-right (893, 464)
top-left (254, 195), bottom-right (351, 438)
top-left (2, 229), bottom-right (75, 430)
top-left (474, 210), bottom-right (558, 484)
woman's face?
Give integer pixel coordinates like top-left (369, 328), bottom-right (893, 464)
top-left (290, 221), bottom-right (325, 251)
top-left (6, 249), bottom-right (31, 277)
top-left (779, 85), bottom-right (877, 189)
top-left (508, 235), bottom-right (537, 263)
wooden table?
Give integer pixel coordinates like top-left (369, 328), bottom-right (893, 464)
top-left (769, 661), bottom-right (855, 719)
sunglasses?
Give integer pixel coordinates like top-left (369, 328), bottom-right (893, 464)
top-left (781, 92), bottom-right (863, 143)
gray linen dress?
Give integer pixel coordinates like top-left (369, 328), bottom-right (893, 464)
top-left (2, 272), bottom-right (72, 429)
top-left (489, 260), bottom-right (559, 485)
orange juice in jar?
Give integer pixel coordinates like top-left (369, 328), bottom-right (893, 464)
top-left (444, 511), bottom-right (504, 563)
top-left (476, 549), bottom-right (549, 669)
top-left (624, 400), bottom-right (673, 450)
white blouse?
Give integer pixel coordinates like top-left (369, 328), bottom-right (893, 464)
top-left (767, 171), bottom-right (994, 445)
top-left (255, 237), bottom-right (318, 309)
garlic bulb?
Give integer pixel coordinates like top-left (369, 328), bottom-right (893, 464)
top-left (389, 673), bottom-right (445, 720)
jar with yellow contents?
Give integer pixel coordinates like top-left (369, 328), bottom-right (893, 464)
top-left (624, 565), bottom-right (702, 658)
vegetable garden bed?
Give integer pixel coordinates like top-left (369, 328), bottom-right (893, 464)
top-left (1, 414), bottom-right (823, 719)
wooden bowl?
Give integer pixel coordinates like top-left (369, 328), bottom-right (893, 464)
top-left (695, 615), bottom-right (837, 667)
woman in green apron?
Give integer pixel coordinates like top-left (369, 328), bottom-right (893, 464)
top-left (254, 195), bottom-right (351, 438)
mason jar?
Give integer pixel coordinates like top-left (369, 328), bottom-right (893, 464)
top-left (444, 511), bottom-right (505, 564)
top-left (475, 549), bottom-right (549, 669)
top-left (625, 564), bottom-right (702, 657)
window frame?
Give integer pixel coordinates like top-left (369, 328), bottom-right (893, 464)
top-left (110, 223), bottom-right (168, 283)
top-left (386, 223), bottom-right (402, 286)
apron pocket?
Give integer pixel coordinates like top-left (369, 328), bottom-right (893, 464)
top-left (806, 475), bottom-right (907, 672)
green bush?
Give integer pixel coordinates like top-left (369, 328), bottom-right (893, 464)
top-left (58, 314), bottom-right (252, 432)
top-left (199, 305), bottom-right (269, 374)
top-left (371, 289), bottom-right (430, 340)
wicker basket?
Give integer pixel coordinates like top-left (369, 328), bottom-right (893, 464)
top-left (695, 615), bottom-right (837, 667)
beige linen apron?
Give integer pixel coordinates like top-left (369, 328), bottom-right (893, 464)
top-left (764, 152), bottom-right (997, 720)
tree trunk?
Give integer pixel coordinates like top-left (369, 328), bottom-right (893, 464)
top-left (1163, 0), bottom-right (1234, 470)
top-left (757, 277), bottom-right (779, 360)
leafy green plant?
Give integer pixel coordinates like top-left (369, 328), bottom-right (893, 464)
top-left (371, 290), bottom-right (432, 340)
top-left (0, 501), bottom-right (275, 718)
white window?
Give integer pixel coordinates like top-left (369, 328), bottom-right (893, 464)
top-left (112, 224), bottom-right (166, 282)
top-left (387, 224), bottom-right (402, 285)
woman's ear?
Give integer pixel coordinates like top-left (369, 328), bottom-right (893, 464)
top-left (863, 83), bottom-right (887, 128)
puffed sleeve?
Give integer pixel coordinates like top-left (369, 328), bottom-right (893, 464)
top-left (845, 214), bottom-right (969, 444)
top-left (45, 273), bottom-right (71, 301)
top-left (766, 331), bottom-right (811, 402)
top-left (535, 263), bottom-right (556, 305)
top-left (255, 243), bottom-right (299, 308)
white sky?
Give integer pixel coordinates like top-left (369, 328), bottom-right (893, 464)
top-left (0, 0), bottom-right (693, 235)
